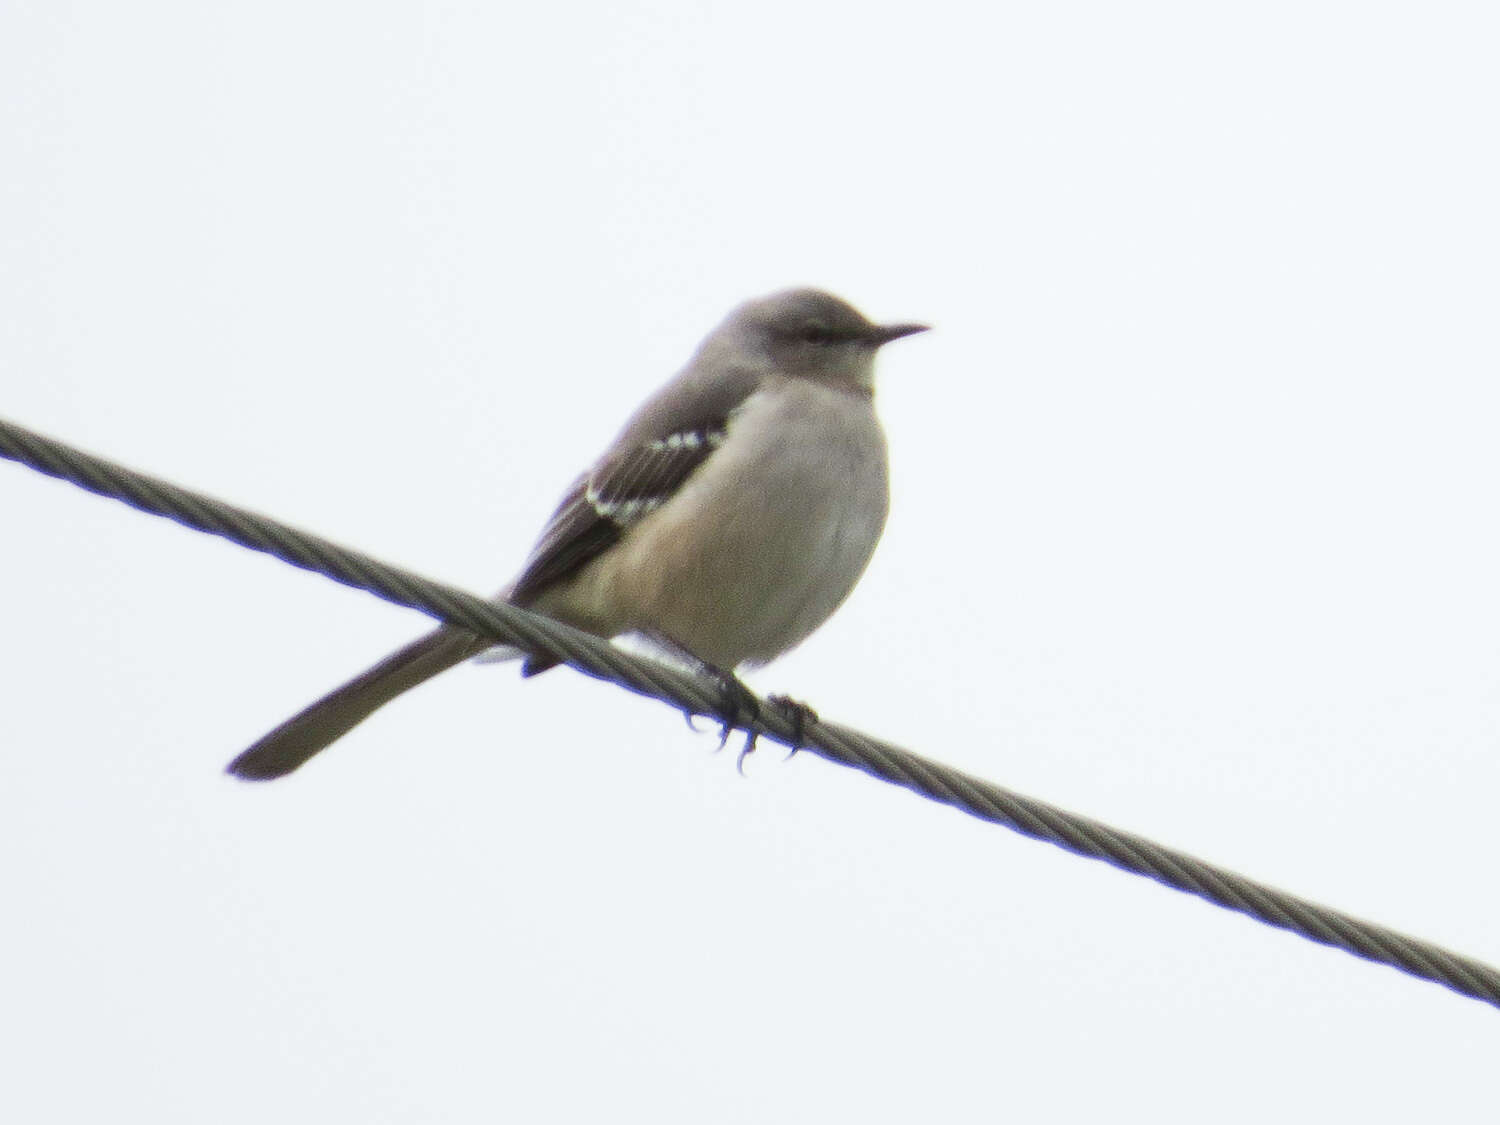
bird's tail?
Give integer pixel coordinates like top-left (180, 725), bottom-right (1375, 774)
top-left (226, 626), bottom-right (490, 780)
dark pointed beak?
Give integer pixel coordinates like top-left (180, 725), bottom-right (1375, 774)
top-left (868, 322), bottom-right (931, 346)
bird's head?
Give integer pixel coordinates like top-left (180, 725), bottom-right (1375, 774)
top-left (726, 288), bottom-right (928, 393)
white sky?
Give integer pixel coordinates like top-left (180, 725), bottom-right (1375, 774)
top-left (4, 2), bottom-right (1499, 1120)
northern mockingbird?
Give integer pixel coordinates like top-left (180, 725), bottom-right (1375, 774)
top-left (228, 288), bottom-right (927, 779)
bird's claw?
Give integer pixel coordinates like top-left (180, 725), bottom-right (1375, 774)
top-left (735, 733), bottom-right (758, 776)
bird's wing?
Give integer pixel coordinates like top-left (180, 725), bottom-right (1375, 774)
top-left (508, 366), bottom-right (760, 605)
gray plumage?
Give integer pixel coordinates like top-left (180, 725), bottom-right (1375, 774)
top-left (227, 288), bottom-right (927, 779)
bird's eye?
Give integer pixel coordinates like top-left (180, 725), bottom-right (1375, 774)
top-left (798, 321), bottom-right (835, 345)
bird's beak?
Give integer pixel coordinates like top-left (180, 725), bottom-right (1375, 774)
top-left (868, 322), bottom-right (931, 346)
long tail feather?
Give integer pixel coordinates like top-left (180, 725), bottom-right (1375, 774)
top-left (226, 627), bottom-right (489, 780)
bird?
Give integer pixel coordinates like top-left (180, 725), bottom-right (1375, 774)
top-left (227, 288), bottom-right (927, 779)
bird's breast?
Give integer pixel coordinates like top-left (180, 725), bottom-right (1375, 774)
top-left (602, 379), bottom-right (890, 667)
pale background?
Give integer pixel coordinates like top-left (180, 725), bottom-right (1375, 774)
top-left (4, 3), bottom-right (1499, 1121)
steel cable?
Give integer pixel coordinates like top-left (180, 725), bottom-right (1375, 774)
top-left (3, 413), bottom-right (1497, 1010)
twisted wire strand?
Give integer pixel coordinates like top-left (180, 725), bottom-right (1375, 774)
top-left (3, 413), bottom-right (1497, 1010)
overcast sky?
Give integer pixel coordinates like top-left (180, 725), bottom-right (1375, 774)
top-left (4, 2), bottom-right (1499, 1121)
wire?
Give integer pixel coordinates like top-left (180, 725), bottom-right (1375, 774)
top-left (3, 412), bottom-right (1498, 1010)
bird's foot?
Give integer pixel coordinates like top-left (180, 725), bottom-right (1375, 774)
top-left (766, 695), bottom-right (819, 757)
top-left (704, 670), bottom-right (763, 773)
top-left (682, 684), bottom-right (818, 772)
top-left (677, 665), bottom-right (764, 772)
top-left (653, 634), bottom-right (790, 773)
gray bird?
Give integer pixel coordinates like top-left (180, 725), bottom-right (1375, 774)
top-left (227, 288), bottom-right (927, 779)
